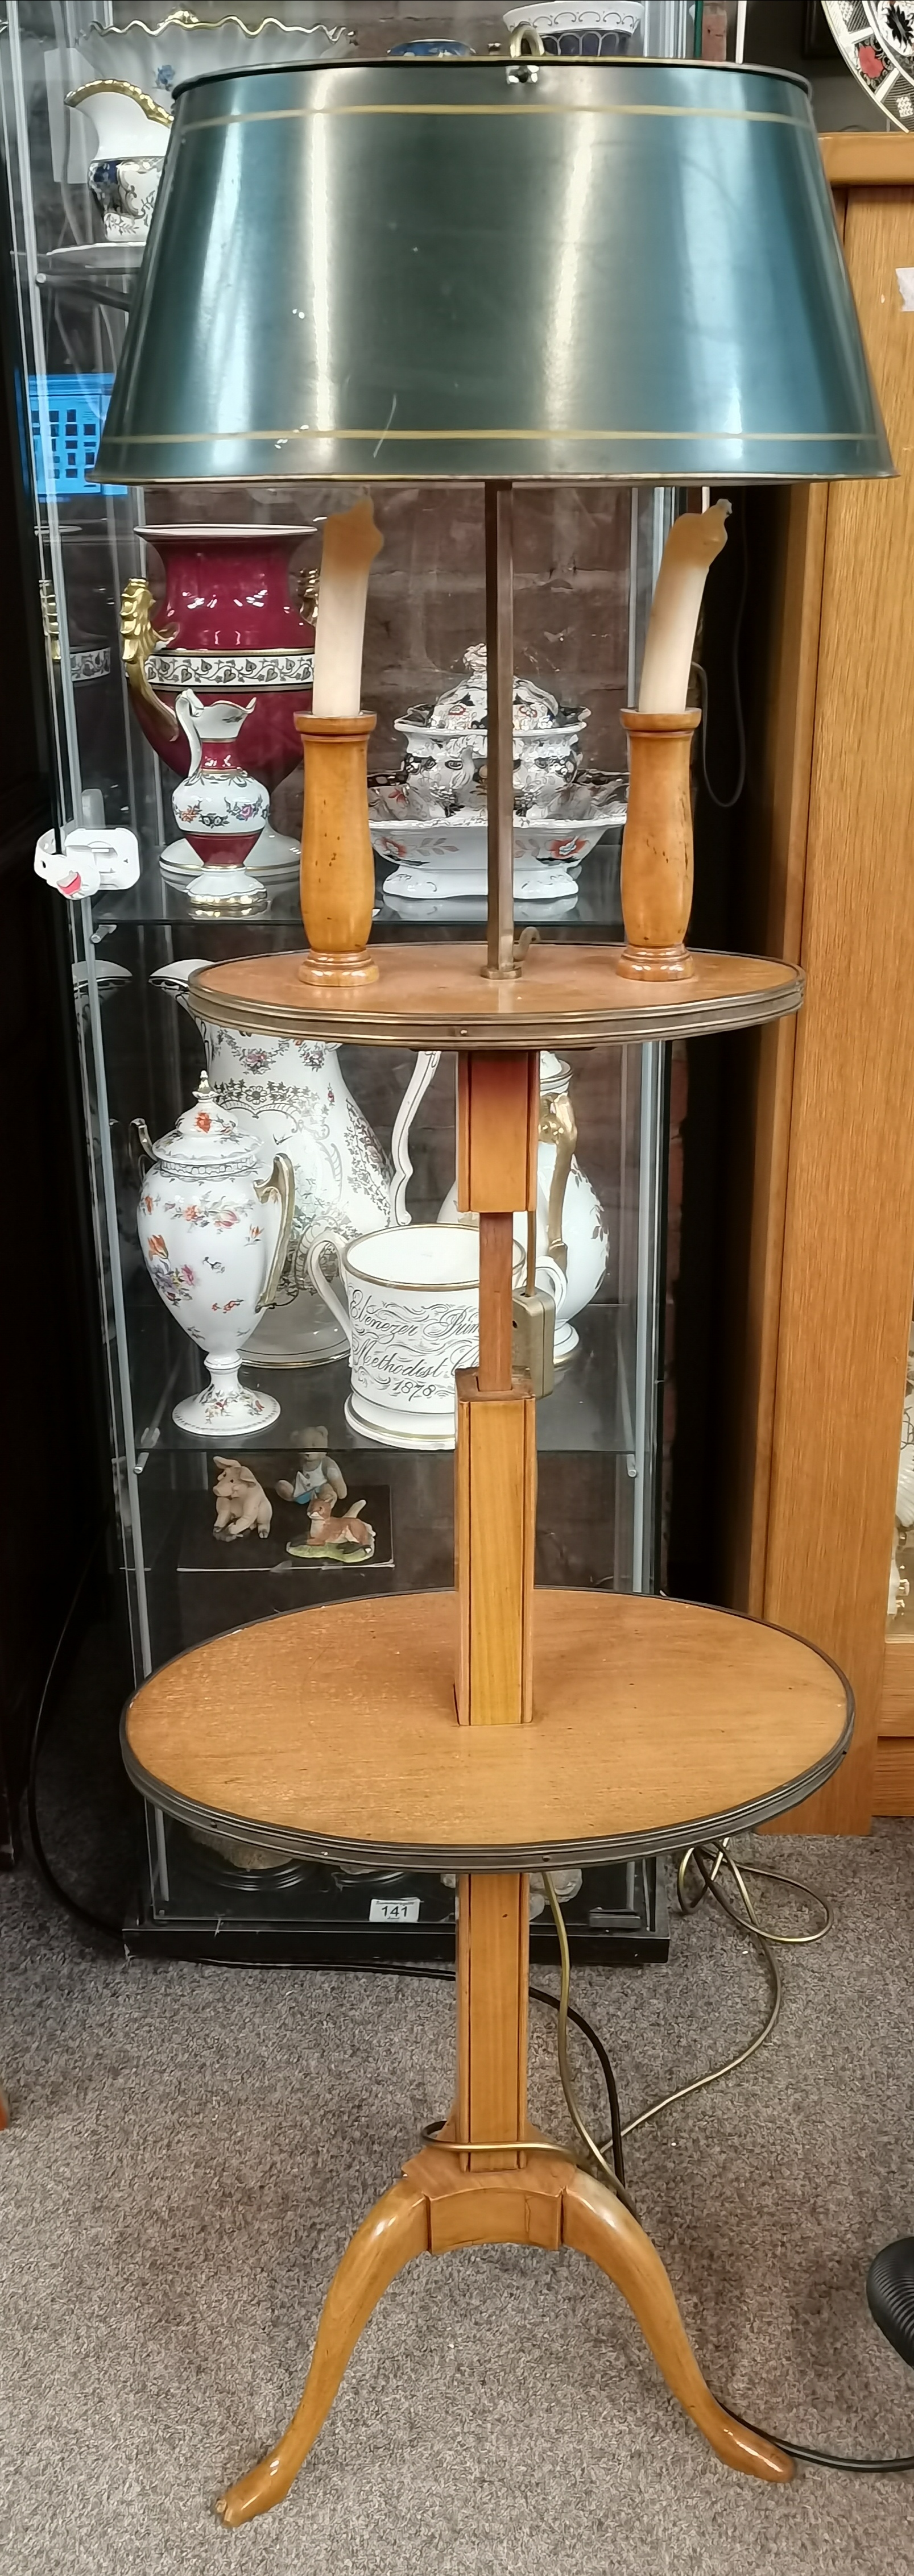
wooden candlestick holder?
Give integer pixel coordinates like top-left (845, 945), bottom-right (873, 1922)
top-left (296, 711), bottom-right (378, 987)
top-left (618, 707), bottom-right (701, 982)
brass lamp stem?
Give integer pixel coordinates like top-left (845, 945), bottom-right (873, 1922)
top-left (485, 480), bottom-right (516, 979)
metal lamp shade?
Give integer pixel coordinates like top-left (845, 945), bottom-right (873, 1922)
top-left (94, 55), bottom-right (891, 487)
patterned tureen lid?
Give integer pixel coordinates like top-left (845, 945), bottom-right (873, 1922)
top-left (151, 1073), bottom-right (259, 1176)
top-left (408, 644), bottom-right (588, 734)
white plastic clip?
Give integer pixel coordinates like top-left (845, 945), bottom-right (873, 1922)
top-left (35, 826), bottom-right (140, 899)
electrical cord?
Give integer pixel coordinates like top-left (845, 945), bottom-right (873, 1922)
top-left (618, 1840), bottom-right (830, 2143)
top-left (541, 1868), bottom-right (639, 2216)
top-left (418, 1875), bottom-right (639, 2216)
top-left (26, 1524), bottom-right (121, 1940)
top-left (693, 502), bottom-right (749, 811)
top-left (613, 1840), bottom-right (914, 2475)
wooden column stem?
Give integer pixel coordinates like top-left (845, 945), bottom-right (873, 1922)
top-left (478, 1214), bottom-right (515, 1392)
top-left (485, 480), bottom-right (516, 980)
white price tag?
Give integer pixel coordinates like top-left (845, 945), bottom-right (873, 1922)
top-left (369, 1896), bottom-right (420, 1924)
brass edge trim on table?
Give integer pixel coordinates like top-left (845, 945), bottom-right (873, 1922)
top-left (187, 959), bottom-right (804, 1049)
top-left (121, 1602), bottom-right (853, 1875)
top-left (120, 1709), bottom-right (854, 1873)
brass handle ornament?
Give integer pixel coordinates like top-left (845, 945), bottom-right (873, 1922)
top-left (255, 1154), bottom-right (296, 1309)
top-left (65, 78), bottom-right (173, 130)
top-left (130, 1115), bottom-right (155, 1180)
top-left (121, 578), bottom-right (180, 740)
top-left (539, 1091), bottom-right (577, 1277)
top-left (297, 566), bottom-right (320, 627)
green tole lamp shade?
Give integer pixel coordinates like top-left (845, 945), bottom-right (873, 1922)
top-left (94, 55), bottom-right (891, 488)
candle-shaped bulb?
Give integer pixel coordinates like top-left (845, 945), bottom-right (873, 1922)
top-left (310, 498), bottom-right (384, 719)
top-left (638, 500), bottom-right (731, 716)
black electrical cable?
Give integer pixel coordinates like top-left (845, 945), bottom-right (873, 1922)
top-left (720, 2409), bottom-right (914, 2477)
top-left (667, 1842), bottom-right (914, 2476)
top-left (26, 1523), bottom-right (121, 1940)
top-left (182, 1950), bottom-right (626, 2188)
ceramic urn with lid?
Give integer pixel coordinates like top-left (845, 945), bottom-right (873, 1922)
top-left (134, 1075), bottom-right (294, 1436)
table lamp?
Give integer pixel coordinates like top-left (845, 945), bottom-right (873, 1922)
top-left (96, 42), bottom-right (890, 982)
top-left (111, 40), bottom-right (877, 2531)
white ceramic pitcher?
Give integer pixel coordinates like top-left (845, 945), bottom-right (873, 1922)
top-left (438, 1051), bottom-right (607, 1361)
top-left (151, 960), bottom-right (439, 1368)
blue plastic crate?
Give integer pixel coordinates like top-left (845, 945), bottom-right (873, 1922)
top-left (28, 373), bottom-right (126, 499)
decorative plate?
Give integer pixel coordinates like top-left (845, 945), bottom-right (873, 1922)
top-left (822, 2), bottom-right (914, 127)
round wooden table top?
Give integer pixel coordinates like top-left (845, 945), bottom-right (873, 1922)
top-left (123, 1591), bottom-right (851, 1872)
top-left (189, 944), bottom-right (804, 1051)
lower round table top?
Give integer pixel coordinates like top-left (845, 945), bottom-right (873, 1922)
top-left (122, 1591), bottom-right (852, 1872)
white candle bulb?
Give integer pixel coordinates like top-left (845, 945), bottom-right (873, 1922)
top-left (310, 498), bottom-right (384, 718)
top-left (638, 500), bottom-right (731, 715)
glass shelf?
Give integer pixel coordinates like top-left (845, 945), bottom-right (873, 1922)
top-left (128, 1288), bottom-right (635, 1467)
top-left (93, 843), bottom-right (624, 939)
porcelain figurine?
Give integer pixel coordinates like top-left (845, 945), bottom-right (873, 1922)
top-left (276, 1437), bottom-right (347, 1508)
top-left (213, 1459), bottom-right (273, 1541)
top-left (171, 693), bottom-right (270, 911)
top-left (439, 1051), bottom-right (607, 1362)
top-left (151, 960), bottom-right (439, 1368)
top-left (134, 1076), bottom-right (295, 1437)
top-left (288, 1495), bottom-right (376, 1561)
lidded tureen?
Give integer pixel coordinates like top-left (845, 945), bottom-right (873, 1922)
top-left (394, 642), bottom-right (589, 819)
top-left (134, 1075), bottom-right (295, 1437)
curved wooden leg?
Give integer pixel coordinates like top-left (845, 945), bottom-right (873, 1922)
top-left (563, 2170), bottom-right (792, 2484)
top-left (216, 2175), bottom-right (429, 2527)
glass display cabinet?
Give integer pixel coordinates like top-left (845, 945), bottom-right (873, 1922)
top-left (0, 0), bottom-right (710, 1964)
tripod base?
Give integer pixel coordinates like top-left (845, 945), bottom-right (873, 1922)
top-left (215, 2142), bottom-right (791, 2526)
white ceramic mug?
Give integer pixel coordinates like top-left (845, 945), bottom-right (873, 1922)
top-left (306, 1223), bottom-right (537, 1449)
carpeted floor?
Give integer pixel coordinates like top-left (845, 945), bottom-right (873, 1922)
top-left (2, 1826), bottom-right (914, 2575)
